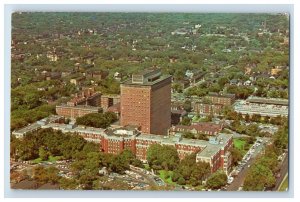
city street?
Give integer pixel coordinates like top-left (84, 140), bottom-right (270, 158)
top-left (273, 154), bottom-right (288, 191)
top-left (227, 138), bottom-right (267, 191)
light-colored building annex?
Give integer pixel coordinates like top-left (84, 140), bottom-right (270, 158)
top-left (233, 96), bottom-right (288, 117)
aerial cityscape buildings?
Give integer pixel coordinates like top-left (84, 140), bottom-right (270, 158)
top-left (10, 12), bottom-right (289, 191)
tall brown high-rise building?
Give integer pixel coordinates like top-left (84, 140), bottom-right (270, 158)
top-left (120, 69), bottom-right (172, 135)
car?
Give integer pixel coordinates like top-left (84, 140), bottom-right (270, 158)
top-left (227, 177), bottom-right (234, 184)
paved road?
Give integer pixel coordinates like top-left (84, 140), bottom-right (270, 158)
top-left (183, 80), bottom-right (205, 93)
top-left (227, 139), bottom-right (266, 191)
top-left (273, 154), bottom-right (288, 191)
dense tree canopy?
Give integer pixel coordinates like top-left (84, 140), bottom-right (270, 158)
top-left (206, 171), bottom-right (228, 189)
top-left (147, 144), bottom-right (180, 171)
top-left (76, 112), bottom-right (117, 128)
top-left (171, 153), bottom-right (211, 186)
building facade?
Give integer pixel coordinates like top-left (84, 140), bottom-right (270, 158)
top-left (120, 69), bottom-right (172, 135)
top-left (56, 105), bottom-right (101, 119)
top-left (169, 122), bottom-right (223, 136)
top-left (16, 116), bottom-right (233, 174)
top-left (205, 92), bottom-right (235, 106)
top-left (233, 96), bottom-right (288, 117)
top-left (192, 102), bottom-right (223, 116)
top-left (101, 94), bottom-right (120, 111)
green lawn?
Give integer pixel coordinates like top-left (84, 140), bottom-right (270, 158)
top-left (192, 116), bottom-right (201, 122)
top-left (158, 170), bottom-right (177, 186)
top-left (233, 138), bottom-right (246, 150)
top-left (32, 156), bottom-right (62, 164)
top-left (279, 174), bottom-right (288, 191)
top-left (144, 164), bottom-right (150, 171)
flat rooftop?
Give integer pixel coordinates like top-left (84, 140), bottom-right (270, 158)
top-left (56, 104), bottom-right (101, 110)
top-left (105, 126), bottom-right (140, 138)
top-left (12, 122), bottom-right (41, 135)
top-left (42, 123), bottom-right (105, 135)
top-left (234, 100), bottom-right (288, 117)
top-left (207, 92), bottom-right (235, 98)
top-left (121, 75), bottom-right (172, 87)
top-left (137, 133), bottom-right (232, 158)
top-left (246, 96), bottom-right (288, 106)
top-left (196, 133), bottom-right (233, 158)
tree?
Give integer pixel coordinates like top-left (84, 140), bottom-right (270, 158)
top-left (76, 112), bottom-right (117, 128)
top-left (39, 147), bottom-right (49, 161)
top-left (109, 155), bottom-right (129, 174)
top-left (172, 153), bottom-right (210, 186)
top-left (59, 178), bottom-right (78, 190)
top-left (79, 171), bottom-right (98, 190)
top-left (23, 93), bottom-right (41, 109)
top-left (177, 176), bottom-right (186, 185)
top-left (119, 149), bottom-right (142, 167)
top-left (217, 77), bottom-right (228, 87)
top-left (251, 114), bottom-right (262, 122)
top-left (33, 166), bottom-right (60, 185)
top-left (273, 126), bottom-right (288, 154)
top-left (243, 164), bottom-right (276, 191)
top-left (46, 166), bottom-right (60, 184)
top-left (147, 144), bottom-right (180, 171)
top-left (183, 100), bottom-right (192, 112)
top-left (181, 116), bottom-right (191, 126)
top-left (244, 114), bottom-right (250, 122)
top-left (206, 171), bottom-right (227, 190)
top-left (230, 147), bottom-right (243, 166)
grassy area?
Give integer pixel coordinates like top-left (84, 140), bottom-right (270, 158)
top-left (234, 138), bottom-right (246, 150)
top-left (192, 116), bottom-right (201, 122)
top-left (158, 170), bottom-right (177, 186)
top-left (32, 158), bottom-right (43, 164)
top-left (32, 156), bottom-right (62, 164)
top-left (144, 164), bottom-right (150, 171)
top-left (279, 174), bottom-right (288, 191)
